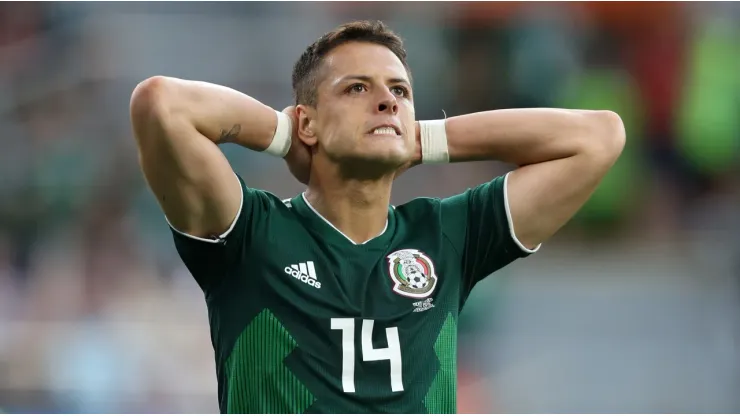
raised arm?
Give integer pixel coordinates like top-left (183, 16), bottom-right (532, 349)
top-left (438, 108), bottom-right (625, 249)
top-left (129, 76), bottom-right (284, 239)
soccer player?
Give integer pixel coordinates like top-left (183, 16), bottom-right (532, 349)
top-left (130, 21), bottom-right (624, 414)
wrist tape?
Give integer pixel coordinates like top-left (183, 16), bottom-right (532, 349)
top-left (419, 119), bottom-right (449, 164)
top-left (263, 110), bottom-right (292, 158)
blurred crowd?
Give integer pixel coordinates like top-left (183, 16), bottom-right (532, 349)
top-left (0, 2), bottom-right (738, 412)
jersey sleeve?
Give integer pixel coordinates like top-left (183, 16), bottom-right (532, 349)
top-left (441, 172), bottom-right (541, 301)
top-left (168, 173), bottom-right (269, 296)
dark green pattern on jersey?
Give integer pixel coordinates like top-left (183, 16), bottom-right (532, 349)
top-left (424, 313), bottom-right (457, 413)
top-left (225, 309), bottom-right (315, 413)
top-left (170, 173), bottom-right (534, 413)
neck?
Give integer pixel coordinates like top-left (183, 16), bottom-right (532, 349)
top-left (304, 161), bottom-right (394, 245)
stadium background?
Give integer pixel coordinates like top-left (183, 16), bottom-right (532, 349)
top-left (0, 1), bottom-right (739, 413)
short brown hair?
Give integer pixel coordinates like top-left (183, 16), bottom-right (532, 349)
top-left (291, 20), bottom-right (411, 107)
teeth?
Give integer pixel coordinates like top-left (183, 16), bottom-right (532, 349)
top-left (373, 127), bottom-right (396, 135)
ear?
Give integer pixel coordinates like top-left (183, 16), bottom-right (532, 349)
top-left (295, 104), bottom-right (318, 147)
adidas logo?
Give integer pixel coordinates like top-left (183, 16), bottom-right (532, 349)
top-left (284, 261), bottom-right (321, 289)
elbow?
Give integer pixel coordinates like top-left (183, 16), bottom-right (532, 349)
top-left (130, 76), bottom-right (182, 151)
top-left (130, 76), bottom-right (175, 124)
top-left (583, 110), bottom-right (626, 164)
top-left (598, 110), bottom-right (626, 152)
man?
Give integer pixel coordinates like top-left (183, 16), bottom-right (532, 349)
top-left (130, 20), bottom-right (624, 414)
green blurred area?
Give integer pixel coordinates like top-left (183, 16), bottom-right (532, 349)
top-left (677, 18), bottom-right (740, 176)
top-left (558, 69), bottom-right (646, 227)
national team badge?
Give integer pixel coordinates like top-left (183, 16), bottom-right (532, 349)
top-left (387, 249), bottom-right (438, 298)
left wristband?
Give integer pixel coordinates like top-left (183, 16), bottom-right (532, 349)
top-left (419, 119), bottom-right (449, 164)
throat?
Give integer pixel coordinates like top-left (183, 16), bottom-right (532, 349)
top-left (301, 192), bottom-right (390, 245)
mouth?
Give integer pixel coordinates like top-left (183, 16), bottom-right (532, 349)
top-left (368, 125), bottom-right (401, 136)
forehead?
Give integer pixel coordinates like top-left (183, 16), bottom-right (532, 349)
top-left (320, 42), bottom-right (409, 83)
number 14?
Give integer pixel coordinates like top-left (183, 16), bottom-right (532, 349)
top-left (330, 318), bottom-right (404, 393)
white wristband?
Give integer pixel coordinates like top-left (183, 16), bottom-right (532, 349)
top-left (419, 119), bottom-right (449, 164)
top-left (263, 110), bottom-right (292, 158)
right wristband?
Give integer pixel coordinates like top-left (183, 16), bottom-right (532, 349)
top-left (419, 119), bottom-right (449, 164)
top-left (263, 110), bottom-right (293, 158)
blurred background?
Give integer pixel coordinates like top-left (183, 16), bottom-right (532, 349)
top-left (0, 1), bottom-right (739, 413)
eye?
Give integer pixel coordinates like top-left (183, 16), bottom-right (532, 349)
top-left (391, 86), bottom-right (410, 98)
top-left (347, 84), bottom-right (367, 94)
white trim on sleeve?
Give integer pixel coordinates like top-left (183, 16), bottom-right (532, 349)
top-left (166, 173), bottom-right (244, 244)
top-left (503, 172), bottom-right (541, 254)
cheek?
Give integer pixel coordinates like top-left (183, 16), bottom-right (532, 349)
top-left (320, 123), bottom-right (349, 151)
top-left (317, 105), bottom-right (362, 149)
top-left (328, 116), bottom-right (358, 139)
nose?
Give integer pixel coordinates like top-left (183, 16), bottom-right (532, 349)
top-left (376, 90), bottom-right (398, 115)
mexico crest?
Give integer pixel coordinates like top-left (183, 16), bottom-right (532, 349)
top-left (387, 249), bottom-right (438, 298)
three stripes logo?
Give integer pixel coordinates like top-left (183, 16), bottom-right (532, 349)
top-left (284, 261), bottom-right (321, 289)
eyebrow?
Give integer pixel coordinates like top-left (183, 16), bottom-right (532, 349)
top-left (337, 75), bottom-right (411, 87)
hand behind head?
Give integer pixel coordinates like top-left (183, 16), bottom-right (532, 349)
top-left (282, 106), bottom-right (312, 185)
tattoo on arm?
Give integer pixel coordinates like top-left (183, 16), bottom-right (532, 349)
top-left (218, 124), bottom-right (241, 143)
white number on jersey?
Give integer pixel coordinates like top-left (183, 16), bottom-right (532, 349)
top-left (330, 318), bottom-right (403, 393)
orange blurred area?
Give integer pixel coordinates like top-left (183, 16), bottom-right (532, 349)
top-left (452, 1), bottom-right (684, 26)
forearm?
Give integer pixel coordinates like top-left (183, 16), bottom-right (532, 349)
top-left (132, 76), bottom-right (278, 151)
top-left (441, 108), bottom-right (623, 165)
top-left (424, 108), bottom-right (625, 249)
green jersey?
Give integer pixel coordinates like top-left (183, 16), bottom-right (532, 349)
top-left (170, 172), bottom-right (534, 413)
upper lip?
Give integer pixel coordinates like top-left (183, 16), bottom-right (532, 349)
top-left (368, 124), bottom-right (401, 135)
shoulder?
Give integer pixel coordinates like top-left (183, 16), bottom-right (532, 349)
top-left (246, 187), bottom-right (295, 212)
top-left (394, 196), bottom-right (460, 239)
top-left (235, 173), bottom-right (296, 213)
top-left (394, 196), bottom-right (443, 221)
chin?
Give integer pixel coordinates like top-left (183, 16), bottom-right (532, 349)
top-left (331, 143), bottom-right (411, 170)
top-left (339, 152), bottom-right (408, 177)
top-left (365, 150), bottom-right (410, 166)
top-left (365, 143), bottom-right (410, 162)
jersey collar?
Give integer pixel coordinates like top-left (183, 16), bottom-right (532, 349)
top-left (291, 192), bottom-right (396, 249)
